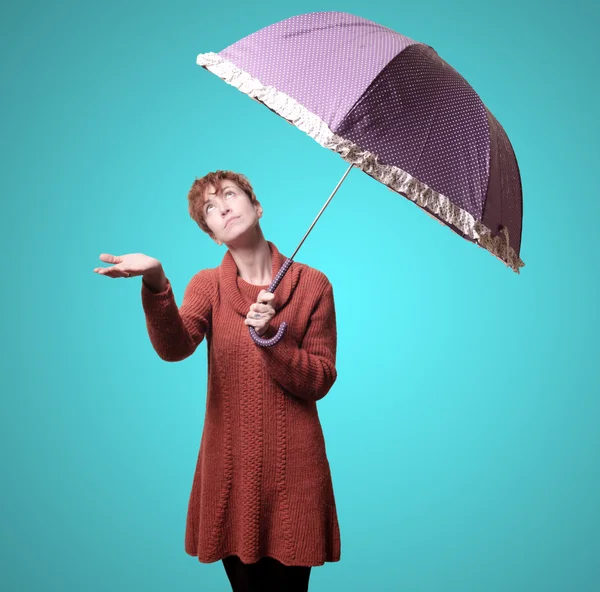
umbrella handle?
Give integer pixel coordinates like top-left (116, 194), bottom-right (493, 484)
top-left (249, 257), bottom-right (293, 347)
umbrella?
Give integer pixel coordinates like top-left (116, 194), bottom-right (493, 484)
top-left (196, 11), bottom-right (524, 347)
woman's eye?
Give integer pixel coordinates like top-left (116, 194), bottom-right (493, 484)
top-left (205, 191), bottom-right (233, 212)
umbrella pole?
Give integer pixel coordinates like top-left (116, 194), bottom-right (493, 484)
top-left (255, 162), bottom-right (353, 347)
top-left (290, 162), bottom-right (354, 261)
top-left (265, 162), bottom-right (353, 297)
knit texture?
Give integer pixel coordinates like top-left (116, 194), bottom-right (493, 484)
top-left (141, 242), bottom-right (341, 567)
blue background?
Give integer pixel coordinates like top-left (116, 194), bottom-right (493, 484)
top-left (2, 0), bottom-right (599, 590)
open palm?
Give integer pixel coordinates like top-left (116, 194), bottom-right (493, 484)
top-left (94, 253), bottom-right (159, 279)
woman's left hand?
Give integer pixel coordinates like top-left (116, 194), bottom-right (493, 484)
top-left (244, 290), bottom-right (276, 337)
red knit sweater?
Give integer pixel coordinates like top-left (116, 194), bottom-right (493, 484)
top-left (141, 241), bottom-right (341, 567)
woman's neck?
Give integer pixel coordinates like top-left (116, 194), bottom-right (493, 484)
top-left (228, 230), bottom-right (272, 285)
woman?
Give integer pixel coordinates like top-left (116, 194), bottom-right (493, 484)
top-left (94, 170), bottom-right (341, 591)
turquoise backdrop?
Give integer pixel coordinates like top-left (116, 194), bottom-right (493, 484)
top-left (2, 0), bottom-right (598, 590)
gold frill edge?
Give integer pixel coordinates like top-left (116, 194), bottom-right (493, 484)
top-left (196, 52), bottom-right (525, 273)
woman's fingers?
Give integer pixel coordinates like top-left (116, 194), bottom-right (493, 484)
top-left (244, 317), bottom-right (267, 336)
top-left (99, 253), bottom-right (122, 264)
top-left (94, 266), bottom-right (130, 278)
top-left (257, 290), bottom-right (274, 303)
top-left (244, 317), bottom-right (266, 330)
top-left (250, 303), bottom-right (273, 314)
top-left (95, 253), bottom-right (131, 277)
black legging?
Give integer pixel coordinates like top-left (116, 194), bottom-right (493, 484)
top-left (222, 554), bottom-right (312, 592)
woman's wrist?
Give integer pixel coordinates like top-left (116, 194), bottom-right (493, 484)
top-left (143, 265), bottom-right (167, 293)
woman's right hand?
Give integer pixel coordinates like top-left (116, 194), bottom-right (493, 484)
top-left (94, 253), bottom-right (162, 280)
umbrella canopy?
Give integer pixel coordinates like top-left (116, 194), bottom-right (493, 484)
top-left (196, 11), bottom-right (524, 274)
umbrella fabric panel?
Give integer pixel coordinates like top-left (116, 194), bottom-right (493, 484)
top-left (482, 108), bottom-right (523, 256)
top-left (334, 43), bottom-right (491, 221)
top-left (218, 11), bottom-right (419, 130)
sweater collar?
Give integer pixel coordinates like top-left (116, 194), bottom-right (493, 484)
top-left (219, 241), bottom-right (300, 316)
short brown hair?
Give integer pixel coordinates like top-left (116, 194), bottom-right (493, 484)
top-left (188, 170), bottom-right (258, 237)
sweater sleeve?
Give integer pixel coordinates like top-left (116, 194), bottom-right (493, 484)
top-left (257, 280), bottom-right (337, 401)
top-left (141, 270), bottom-right (212, 362)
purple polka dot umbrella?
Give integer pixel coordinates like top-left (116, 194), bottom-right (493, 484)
top-left (196, 11), bottom-right (524, 346)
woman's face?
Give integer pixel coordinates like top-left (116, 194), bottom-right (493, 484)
top-left (202, 181), bottom-right (262, 245)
